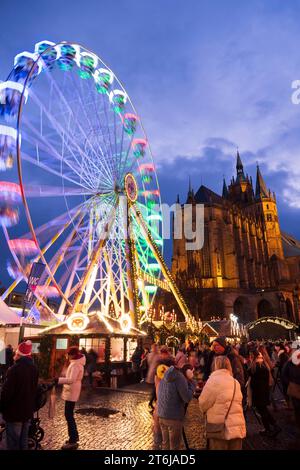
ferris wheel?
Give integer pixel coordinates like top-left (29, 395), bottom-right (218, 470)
top-left (0, 40), bottom-right (193, 330)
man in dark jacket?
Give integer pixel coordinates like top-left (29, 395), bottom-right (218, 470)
top-left (203, 337), bottom-right (245, 388)
top-left (0, 340), bottom-right (39, 450)
top-left (157, 365), bottom-right (195, 450)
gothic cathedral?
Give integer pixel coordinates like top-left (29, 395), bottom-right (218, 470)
top-left (170, 152), bottom-right (300, 324)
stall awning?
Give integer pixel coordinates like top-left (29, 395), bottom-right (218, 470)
top-left (41, 311), bottom-right (146, 337)
top-left (0, 297), bottom-right (21, 325)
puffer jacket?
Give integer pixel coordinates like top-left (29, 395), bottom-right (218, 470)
top-left (58, 354), bottom-right (86, 402)
top-left (199, 369), bottom-right (246, 440)
top-left (157, 366), bottom-right (195, 421)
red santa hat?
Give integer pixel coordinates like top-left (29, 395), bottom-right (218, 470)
top-left (16, 340), bottom-right (32, 356)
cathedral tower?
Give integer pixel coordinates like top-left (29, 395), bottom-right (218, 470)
top-left (253, 164), bottom-right (284, 260)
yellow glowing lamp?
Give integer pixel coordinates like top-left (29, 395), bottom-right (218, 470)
top-left (119, 313), bottom-right (132, 334)
top-left (67, 312), bottom-right (89, 332)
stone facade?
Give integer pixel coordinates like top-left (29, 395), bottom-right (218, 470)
top-left (170, 152), bottom-right (300, 324)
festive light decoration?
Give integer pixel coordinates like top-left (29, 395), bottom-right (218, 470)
top-left (119, 313), bottom-right (132, 334)
top-left (67, 313), bottom-right (89, 332)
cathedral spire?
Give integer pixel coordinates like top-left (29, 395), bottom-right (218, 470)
top-left (222, 177), bottom-right (229, 198)
top-left (186, 176), bottom-right (195, 203)
top-left (236, 149), bottom-right (246, 182)
top-left (255, 164), bottom-right (268, 199)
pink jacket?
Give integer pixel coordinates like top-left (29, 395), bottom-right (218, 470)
top-left (58, 355), bottom-right (86, 402)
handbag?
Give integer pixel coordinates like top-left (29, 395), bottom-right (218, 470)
top-left (287, 381), bottom-right (300, 400)
top-left (206, 379), bottom-right (236, 440)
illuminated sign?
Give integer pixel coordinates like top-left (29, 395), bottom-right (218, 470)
top-left (119, 313), bottom-right (132, 334)
top-left (67, 313), bottom-right (89, 332)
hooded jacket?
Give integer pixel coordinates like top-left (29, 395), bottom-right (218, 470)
top-left (199, 369), bottom-right (246, 440)
top-left (58, 354), bottom-right (86, 402)
top-left (157, 366), bottom-right (195, 421)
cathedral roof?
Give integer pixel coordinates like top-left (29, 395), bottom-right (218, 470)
top-left (194, 185), bottom-right (224, 205)
top-left (282, 232), bottom-right (300, 257)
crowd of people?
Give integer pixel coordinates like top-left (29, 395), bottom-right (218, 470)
top-left (132, 337), bottom-right (300, 450)
top-left (0, 336), bottom-right (299, 451)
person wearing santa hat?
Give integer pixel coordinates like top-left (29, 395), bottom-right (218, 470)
top-left (0, 340), bottom-right (38, 450)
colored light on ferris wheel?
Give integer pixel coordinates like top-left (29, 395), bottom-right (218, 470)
top-left (0, 81), bottom-right (29, 103)
top-left (0, 182), bottom-right (22, 203)
top-left (146, 213), bottom-right (162, 221)
top-left (57, 44), bottom-right (79, 71)
top-left (133, 139), bottom-right (147, 158)
top-left (13, 51), bottom-right (43, 76)
top-left (8, 238), bottom-right (38, 256)
top-left (34, 40), bottom-right (58, 67)
top-left (122, 113), bottom-right (138, 135)
top-left (0, 207), bottom-right (19, 227)
top-left (109, 89), bottom-right (127, 113)
top-left (6, 260), bottom-right (21, 280)
top-left (138, 163), bottom-right (154, 172)
top-left (34, 285), bottom-right (60, 298)
top-left (94, 68), bottom-right (114, 94)
top-left (141, 189), bottom-right (160, 198)
top-left (77, 52), bottom-right (98, 79)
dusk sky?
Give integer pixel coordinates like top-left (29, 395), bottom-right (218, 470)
top-left (1, 0), bottom-right (300, 288)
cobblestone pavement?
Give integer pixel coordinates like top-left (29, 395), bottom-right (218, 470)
top-left (1, 383), bottom-right (299, 450)
top-left (37, 383), bottom-right (206, 451)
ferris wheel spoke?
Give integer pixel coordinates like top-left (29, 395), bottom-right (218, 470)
top-left (118, 134), bottom-right (135, 183)
top-left (43, 64), bottom-right (113, 185)
top-left (28, 89), bottom-right (108, 189)
top-left (21, 146), bottom-right (94, 193)
top-left (21, 116), bottom-right (94, 189)
top-left (66, 72), bottom-right (115, 186)
top-left (84, 79), bottom-right (116, 181)
top-left (99, 92), bottom-right (121, 183)
top-left (24, 184), bottom-right (96, 198)
top-left (20, 199), bottom-right (90, 243)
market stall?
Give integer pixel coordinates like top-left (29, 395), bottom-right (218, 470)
top-left (39, 311), bottom-right (145, 386)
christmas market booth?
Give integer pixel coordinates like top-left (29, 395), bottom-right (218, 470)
top-left (37, 311), bottom-right (146, 387)
top-left (201, 314), bottom-right (247, 343)
top-left (0, 297), bottom-right (44, 351)
top-left (246, 316), bottom-right (300, 340)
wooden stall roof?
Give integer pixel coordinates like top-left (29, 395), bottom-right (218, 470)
top-left (40, 312), bottom-right (145, 337)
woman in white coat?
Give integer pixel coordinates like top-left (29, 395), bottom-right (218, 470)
top-left (199, 355), bottom-right (246, 450)
top-left (55, 346), bottom-right (86, 450)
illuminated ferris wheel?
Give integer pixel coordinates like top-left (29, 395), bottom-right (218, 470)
top-left (0, 40), bottom-right (193, 330)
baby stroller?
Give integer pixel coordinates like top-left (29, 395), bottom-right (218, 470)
top-left (28, 382), bottom-right (54, 450)
top-left (0, 382), bottom-right (53, 450)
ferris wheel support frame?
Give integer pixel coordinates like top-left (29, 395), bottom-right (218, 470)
top-left (71, 202), bottom-right (117, 314)
top-left (131, 205), bottom-right (193, 324)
